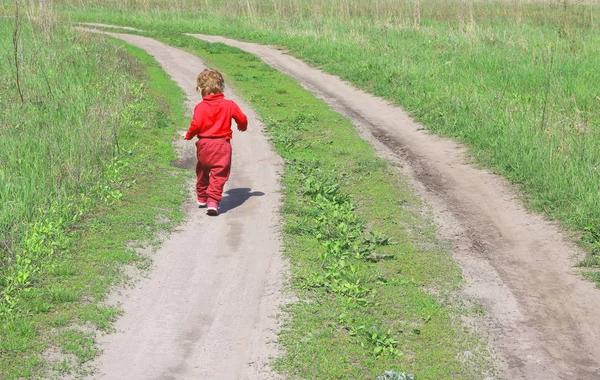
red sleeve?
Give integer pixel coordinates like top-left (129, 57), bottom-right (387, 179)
top-left (231, 101), bottom-right (248, 131)
top-left (185, 104), bottom-right (204, 140)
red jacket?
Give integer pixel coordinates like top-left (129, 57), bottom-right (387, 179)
top-left (185, 93), bottom-right (248, 140)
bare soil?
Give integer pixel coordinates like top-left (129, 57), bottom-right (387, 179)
top-left (78, 29), bottom-right (286, 380)
top-left (187, 34), bottom-right (600, 379)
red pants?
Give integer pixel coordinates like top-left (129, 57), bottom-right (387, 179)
top-left (195, 138), bottom-right (232, 203)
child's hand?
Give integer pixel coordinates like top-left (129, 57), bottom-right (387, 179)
top-left (181, 133), bottom-right (187, 140)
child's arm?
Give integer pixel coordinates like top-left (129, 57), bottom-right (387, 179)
top-left (184, 104), bottom-right (204, 139)
top-left (231, 102), bottom-right (248, 132)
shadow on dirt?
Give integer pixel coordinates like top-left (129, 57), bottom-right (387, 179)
top-left (170, 155), bottom-right (196, 170)
top-left (218, 188), bottom-right (265, 214)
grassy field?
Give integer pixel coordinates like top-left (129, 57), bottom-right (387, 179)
top-left (0, 13), bottom-right (187, 378)
top-left (49, 0), bottom-right (600, 281)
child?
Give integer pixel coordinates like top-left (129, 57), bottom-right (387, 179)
top-left (182, 69), bottom-right (248, 216)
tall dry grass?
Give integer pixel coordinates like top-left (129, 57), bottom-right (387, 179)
top-left (47, 0), bottom-right (599, 30)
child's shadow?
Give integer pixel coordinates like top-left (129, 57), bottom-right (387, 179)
top-left (218, 188), bottom-right (265, 214)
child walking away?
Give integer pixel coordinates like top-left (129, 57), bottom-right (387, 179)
top-left (182, 69), bottom-right (248, 216)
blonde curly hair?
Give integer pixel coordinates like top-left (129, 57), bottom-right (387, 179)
top-left (196, 69), bottom-right (224, 97)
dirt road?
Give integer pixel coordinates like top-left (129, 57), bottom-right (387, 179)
top-left (80, 30), bottom-right (285, 380)
top-left (187, 35), bottom-right (600, 379)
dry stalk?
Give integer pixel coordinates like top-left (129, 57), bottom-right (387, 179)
top-left (12, 0), bottom-right (24, 102)
top-left (540, 46), bottom-right (555, 132)
top-left (413, 0), bottom-right (421, 28)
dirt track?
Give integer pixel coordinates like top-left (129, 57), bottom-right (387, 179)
top-left (79, 30), bottom-right (285, 380)
top-left (186, 34), bottom-right (600, 379)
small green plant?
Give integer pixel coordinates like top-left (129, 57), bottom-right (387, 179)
top-left (582, 224), bottom-right (600, 255)
top-left (578, 224), bottom-right (600, 274)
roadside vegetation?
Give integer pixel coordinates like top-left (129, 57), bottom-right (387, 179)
top-left (49, 0), bottom-right (600, 283)
top-left (0, 10), bottom-right (187, 378)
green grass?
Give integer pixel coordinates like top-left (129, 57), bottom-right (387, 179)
top-left (0, 17), bottom-right (188, 378)
top-left (127, 31), bottom-right (492, 379)
top-left (50, 0), bottom-right (600, 284)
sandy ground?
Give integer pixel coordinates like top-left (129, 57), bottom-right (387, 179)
top-left (186, 34), bottom-right (600, 379)
top-left (78, 29), bottom-right (285, 380)
top-left (75, 22), bottom-right (142, 31)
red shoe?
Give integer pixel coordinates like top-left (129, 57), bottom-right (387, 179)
top-left (197, 197), bottom-right (208, 207)
top-left (206, 201), bottom-right (219, 216)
